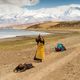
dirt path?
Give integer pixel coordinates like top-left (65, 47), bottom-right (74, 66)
top-left (0, 33), bottom-right (80, 80)
top-left (1, 46), bottom-right (80, 80)
top-left (1, 40), bottom-right (80, 80)
top-left (24, 48), bottom-right (80, 80)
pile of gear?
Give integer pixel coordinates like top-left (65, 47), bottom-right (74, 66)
top-left (13, 63), bottom-right (34, 72)
top-left (55, 43), bottom-right (66, 52)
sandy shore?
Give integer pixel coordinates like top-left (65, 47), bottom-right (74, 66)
top-left (0, 30), bottom-right (80, 80)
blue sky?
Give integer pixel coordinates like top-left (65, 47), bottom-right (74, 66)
top-left (26, 0), bottom-right (80, 9)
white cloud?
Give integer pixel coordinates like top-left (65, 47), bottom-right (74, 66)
top-left (0, 0), bottom-right (40, 7)
top-left (0, 4), bottom-right (80, 26)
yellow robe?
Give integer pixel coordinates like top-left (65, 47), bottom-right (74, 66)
top-left (36, 42), bottom-right (45, 60)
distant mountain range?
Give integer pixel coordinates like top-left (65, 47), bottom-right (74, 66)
top-left (0, 4), bottom-right (80, 27)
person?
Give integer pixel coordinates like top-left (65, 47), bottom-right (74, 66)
top-left (34, 34), bottom-right (45, 62)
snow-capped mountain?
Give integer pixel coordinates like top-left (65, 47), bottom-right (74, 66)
top-left (0, 4), bottom-right (80, 27)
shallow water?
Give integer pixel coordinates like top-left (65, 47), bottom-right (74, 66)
top-left (0, 29), bottom-right (49, 39)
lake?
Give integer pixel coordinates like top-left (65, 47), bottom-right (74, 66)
top-left (0, 29), bottom-right (49, 39)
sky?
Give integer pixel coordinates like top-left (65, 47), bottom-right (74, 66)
top-left (0, 0), bottom-right (80, 9)
top-left (25, 0), bottom-right (80, 9)
top-left (0, 0), bottom-right (80, 25)
top-left (0, 0), bottom-right (39, 7)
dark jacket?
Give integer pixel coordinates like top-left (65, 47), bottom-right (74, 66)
top-left (36, 35), bottom-right (45, 45)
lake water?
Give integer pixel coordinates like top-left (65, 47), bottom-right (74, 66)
top-left (0, 29), bottom-right (49, 39)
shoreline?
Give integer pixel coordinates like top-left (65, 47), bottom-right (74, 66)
top-left (0, 29), bottom-right (50, 40)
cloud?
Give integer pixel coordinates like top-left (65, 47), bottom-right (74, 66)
top-left (0, 0), bottom-right (40, 7)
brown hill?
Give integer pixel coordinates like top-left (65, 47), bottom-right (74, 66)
top-left (27, 21), bottom-right (80, 30)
